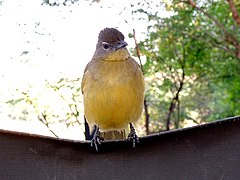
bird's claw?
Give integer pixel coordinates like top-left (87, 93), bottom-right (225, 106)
top-left (91, 126), bottom-right (102, 151)
top-left (127, 123), bottom-right (139, 148)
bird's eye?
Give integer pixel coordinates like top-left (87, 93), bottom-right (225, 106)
top-left (102, 42), bottom-right (110, 50)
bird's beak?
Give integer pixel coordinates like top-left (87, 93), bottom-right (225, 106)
top-left (115, 40), bottom-right (128, 51)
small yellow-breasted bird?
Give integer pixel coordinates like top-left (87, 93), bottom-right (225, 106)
top-left (81, 28), bottom-right (144, 150)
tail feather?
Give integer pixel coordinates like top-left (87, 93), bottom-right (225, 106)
top-left (100, 130), bottom-right (126, 140)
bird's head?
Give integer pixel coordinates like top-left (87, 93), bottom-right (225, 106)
top-left (93, 28), bottom-right (129, 61)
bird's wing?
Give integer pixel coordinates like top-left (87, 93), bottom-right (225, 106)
top-left (81, 61), bottom-right (92, 94)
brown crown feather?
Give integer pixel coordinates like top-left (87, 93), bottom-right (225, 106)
top-left (98, 28), bottom-right (124, 44)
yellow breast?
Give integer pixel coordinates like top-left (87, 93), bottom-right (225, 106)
top-left (82, 58), bottom-right (144, 131)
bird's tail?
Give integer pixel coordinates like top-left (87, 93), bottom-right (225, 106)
top-left (100, 130), bottom-right (126, 140)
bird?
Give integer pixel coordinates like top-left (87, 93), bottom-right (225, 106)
top-left (81, 28), bottom-right (144, 151)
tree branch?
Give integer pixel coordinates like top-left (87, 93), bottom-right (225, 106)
top-left (182, 31), bottom-right (236, 56)
top-left (133, 29), bottom-right (144, 74)
top-left (184, 0), bottom-right (240, 58)
top-left (132, 29), bottom-right (150, 135)
top-left (165, 69), bottom-right (185, 131)
top-left (22, 91), bottom-right (59, 138)
top-left (227, 0), bottom-right (240, 26)
top-left (38, 113), bottom-right (59, 138)
top-left (165, 43), bottom-right (186, 131)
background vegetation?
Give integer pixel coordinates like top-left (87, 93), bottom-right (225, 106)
top-left (132, 0), bottom-right (240, 134)
top-left (1, 0), bottom-right (239, 138)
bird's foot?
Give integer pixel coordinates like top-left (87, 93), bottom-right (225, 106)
top-left (127, 123), bottom-right (139, 148)
top-left (91, 126), bottom-right (102, 151)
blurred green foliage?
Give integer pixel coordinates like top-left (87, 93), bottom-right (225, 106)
top-left (132, 0), bottom-right (240, 133)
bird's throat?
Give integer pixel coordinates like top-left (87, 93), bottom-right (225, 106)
top-left (100, 49), bottom-right (129, 62)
